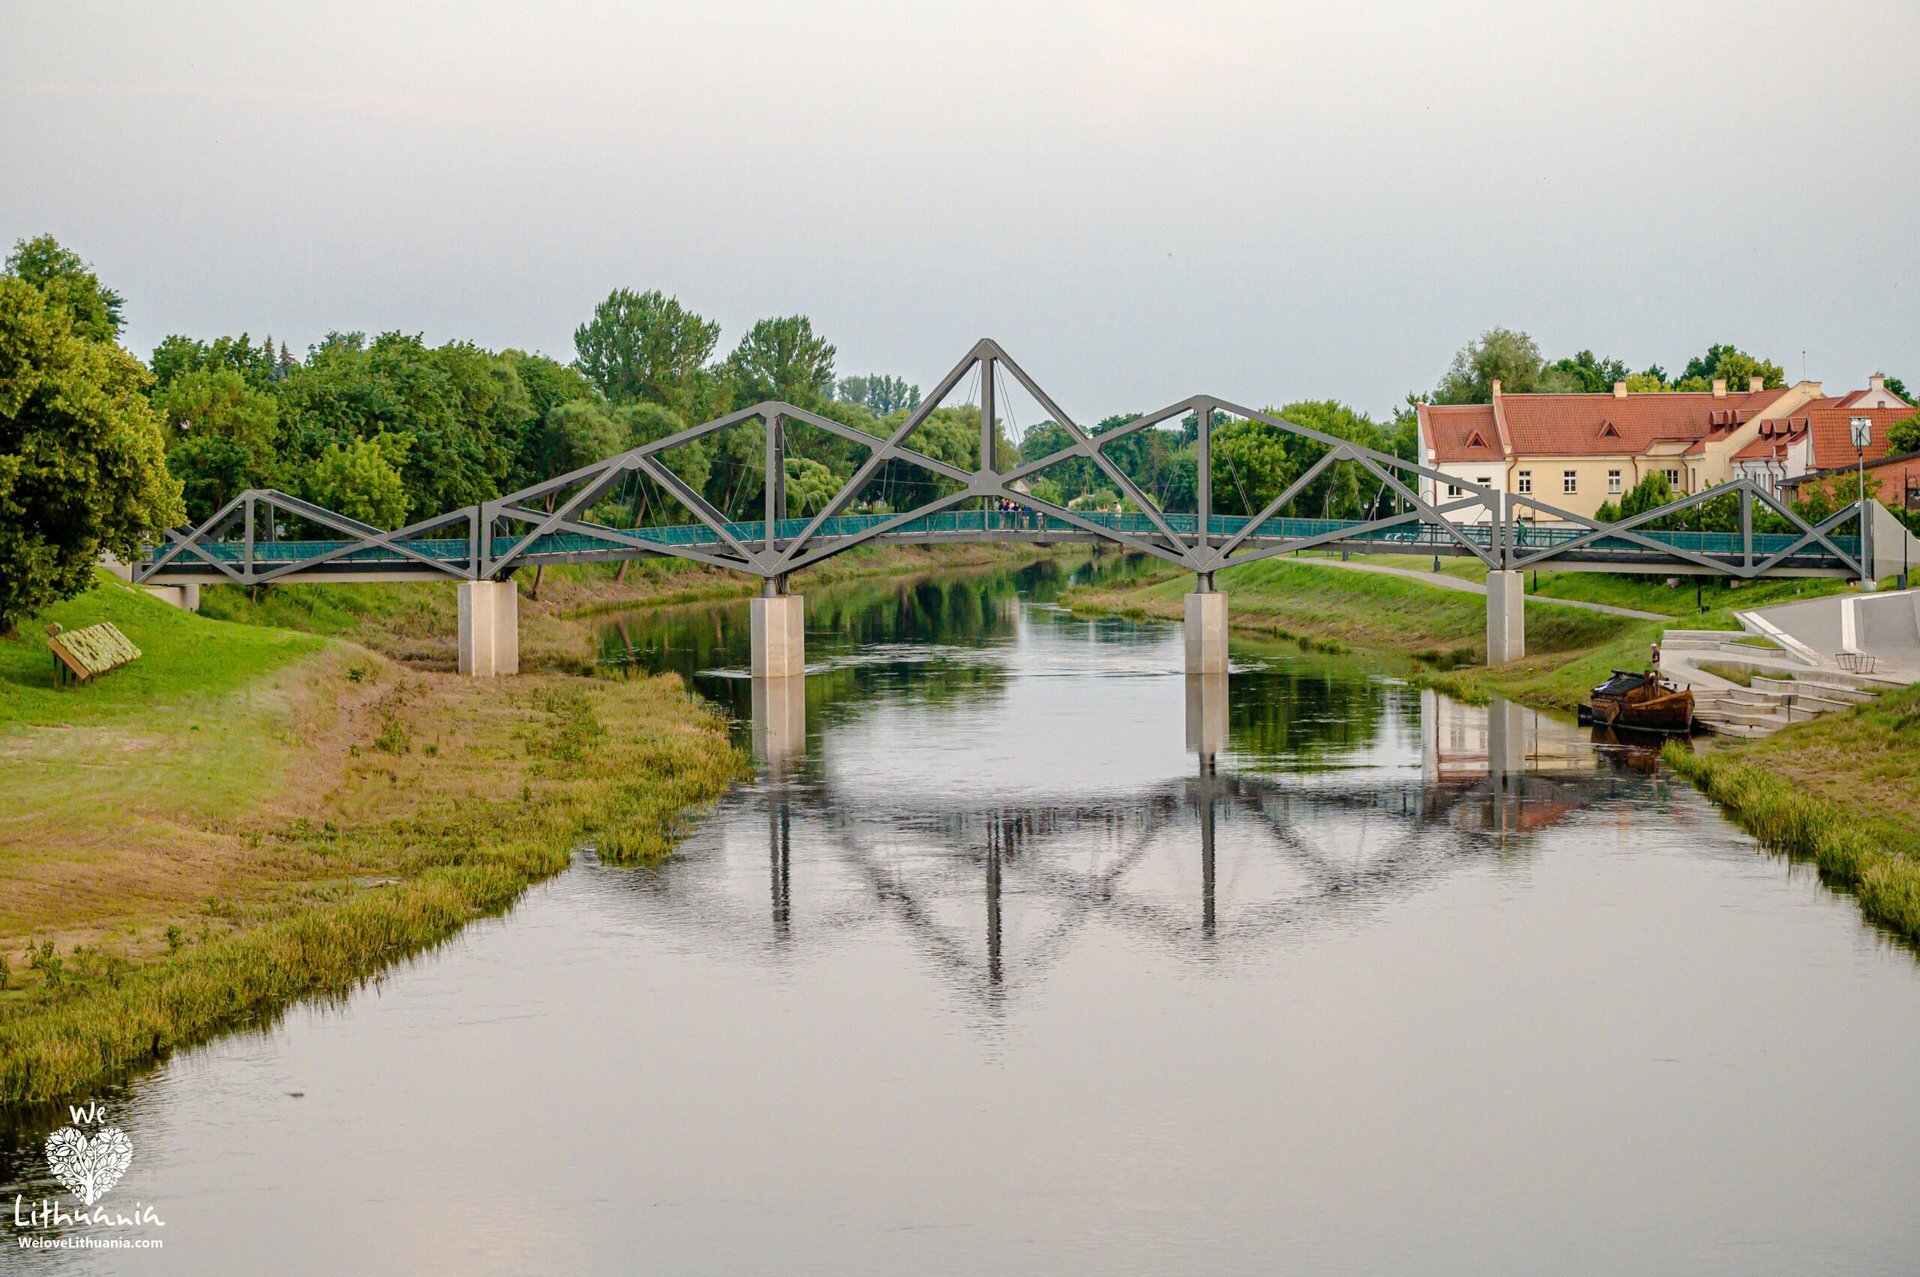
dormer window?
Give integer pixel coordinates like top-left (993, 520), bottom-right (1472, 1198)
top-left (1598, 421), bottom-right (1620, 439)
top-left (1465, 431), bottom-right (1488, 449)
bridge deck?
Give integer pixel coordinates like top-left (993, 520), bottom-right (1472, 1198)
top-left (142, 511), bottom-right (1861, 582)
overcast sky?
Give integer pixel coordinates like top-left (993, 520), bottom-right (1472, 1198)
top-left (2, 0), bottom-right (1914, 419)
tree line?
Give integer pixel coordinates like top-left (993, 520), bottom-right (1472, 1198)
top-left (2, 235), bottom-right (1914, 632)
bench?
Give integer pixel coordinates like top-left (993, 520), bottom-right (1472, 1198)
top-left (47, 622), bottom-right (141, 688)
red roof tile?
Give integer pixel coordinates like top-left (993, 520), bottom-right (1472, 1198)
top-left (1790, 400), bottom-right (1918, 468)
top-left (1421, 388), bottom-right (1790, 462)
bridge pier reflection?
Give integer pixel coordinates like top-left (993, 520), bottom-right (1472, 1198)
top-left (1186, 673), bottom-right (1227, 936)
top-left (750, 676), bottom-right (807, 778)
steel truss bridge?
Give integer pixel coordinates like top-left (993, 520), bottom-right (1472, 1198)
top-left (136, 340), bottom-right (1877, 589)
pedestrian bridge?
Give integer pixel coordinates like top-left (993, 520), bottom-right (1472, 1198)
top-left (133, 339), bottom-right (1909, 677)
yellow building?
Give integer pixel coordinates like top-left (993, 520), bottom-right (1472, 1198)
top-left (1417, 376), bottom-right (1829, 519)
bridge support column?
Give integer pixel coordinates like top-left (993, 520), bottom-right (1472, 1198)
top-left (751, 588), bottom-right (806, 679)
top-left (457, 579), bottom-right (519, 677)
top-left (1485, 570), bottom-right (1525, 664)
top-left (142, 584), bottom-right (200, 612)
top-left (1184, 586), bottom-right (1229, 675)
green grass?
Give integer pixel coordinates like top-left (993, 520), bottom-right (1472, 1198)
top-left (1346, 553), bottom-right (1852, 617)
top-left (0, 574), bottom-right (745, 1105)
top-left (1698, 662), bottom-right (1756, 687)
top-left (3, 571), bottom-right (323, 727)
top-left (1064, 556), bottom-right (1635, 660)
top-left (1666, 727), bottom-right (1920, 947)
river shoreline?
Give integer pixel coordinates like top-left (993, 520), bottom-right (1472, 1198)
top-left (0, 545), bottom-right (1050, 1104)
top-left (1069, 551), bottom-right (1920, 948)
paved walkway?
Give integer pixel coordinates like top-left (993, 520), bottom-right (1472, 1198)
top-left (1299, 558), bottom-right (1670, 621)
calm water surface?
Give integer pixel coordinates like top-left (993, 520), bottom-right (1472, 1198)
top-left (6, 557), bottom-right (1920, 1274)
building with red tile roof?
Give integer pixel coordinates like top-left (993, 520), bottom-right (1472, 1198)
top-left (1417, 373), bottom-right (1908, 518)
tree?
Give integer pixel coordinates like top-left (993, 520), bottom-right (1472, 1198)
top-left (152, 368), bottom-right (281, 520)
top-left (1619, 472), bottom-right (1674, 519)
top-left (304, 434), bottom-right (411, 528)
top-left (1886, 410), bottom-right (1920, 457)
top-left (1675, 344), bottom-right (1784, 391)
top-left (1545, 350), bottom-right (1630, 394)
top-left (727, 315), bottom-right (836, 410)
top-left (1432, 327), bottom-right (1548, 403)
top-left (150, 333), bottom-right (276, 391)
top-left (0, 275), bottom-right (182, 632)
top-left (531, 398), bottom-right (624, 480)
top-left (572, 289), bottom-right (720, 416)
top-left (1880, 372), bottom-right (1910, 402)
top-left (1209, 419), bottom-right (1297, 515)
top-left (4, 235), bottom-right (123, 343)
top-left (272, 332), bottom-right (524, 515)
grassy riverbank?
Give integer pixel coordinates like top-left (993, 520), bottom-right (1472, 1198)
top-left (1663, 686), bottom-right (1920, 945)
top-left (0, 575), bottom-right (745, 1103)
top-left (0, 543), bottom-right (1052, 1104)
top-left (1072, 551), bottom-right (1920, 947)
top-left (1061, 556), bottom-right (1635, 666)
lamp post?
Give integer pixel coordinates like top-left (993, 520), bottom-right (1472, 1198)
top-left (1851, 416), bottom-right (1872, 588)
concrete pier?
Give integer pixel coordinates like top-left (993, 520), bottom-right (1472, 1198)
top-left (457, 579), bottom-right (519, 677)
top-left (1485, 570), bottom-right (1526, 664)
top-left (142, 583), bottom-right (200, 612)
top-left (1184, 590), bottom-right (1229, 675)
top-left (750, 593), bottom-right (806, 679)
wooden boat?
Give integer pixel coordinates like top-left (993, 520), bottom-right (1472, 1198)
top-left (1578, 669), bottom-right (1694, 733)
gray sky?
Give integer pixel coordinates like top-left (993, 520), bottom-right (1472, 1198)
top-left (3, 0), bottom-right (1914, 419)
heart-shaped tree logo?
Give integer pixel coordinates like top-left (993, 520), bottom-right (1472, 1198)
top-left (45, 1125), bottom-right (134, 1206)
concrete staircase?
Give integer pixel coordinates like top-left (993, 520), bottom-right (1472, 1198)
top-left (1657, 628), bottom-right (1899, 737)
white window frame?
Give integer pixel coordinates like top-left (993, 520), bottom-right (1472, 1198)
top-left (1562, 470), bottom-right (1578, 495)
top-left (1607, 469), bottom-right (1622, 494)
top-left (1516, 470), bottom-right (1532, 495)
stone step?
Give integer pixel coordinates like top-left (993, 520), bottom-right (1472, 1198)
top-left (1751, 675), bottom-right (1874, 704)
top-left (1695, 718), bottom-right (1777, 738)
top-left (1695, 707), bottom-right (1791, 729)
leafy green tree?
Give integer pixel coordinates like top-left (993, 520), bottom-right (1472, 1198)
top-left (1432, 328), bottom-right (1548, 403)
top-left (1880, 372), bottom-right (1909, 402)
top-left (152, 368), bottom-right (281, 519)
top-left (1619, 472), bottom-right (1674, 519)
top-left (150, 333), bottom-right (276, 391)
top-left (273, 332), bottom-right (523, 515)
top-left (304, 434), bottom-right (411, 528)
top-left (0, 275), bottom-right (182, 632)
top-left (532, 399), bottom-right (624, 480)
top-left (1886, 410), bottom-right (1920, 457)
top-left (1545, 350), bottom-right (1630, 393)
top-left (728, 315), bottom-right (836, 410)
top-left (4, 235), bottom-right (124, 343)
top-left (783, 456), bottom-right (840, 515)
top-left (1675, 344), bottom-right (1784, 391)
top-left (1209, 419), bottom-right (1298, 515)
top-left (572, 289), bottom-right (721, 417)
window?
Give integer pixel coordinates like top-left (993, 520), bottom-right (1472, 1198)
top-left (1663, 468), bottom-right (1681, 488)
top-left (1608, 469), bottom-right (1622, 494)
top-left (1517, 470), bottom-right (1532, 494)
top-left (1562, 470), bottom-right (1578, 495)
top-left (1475, 476), bottom-right (1491, 487)
top-left (1446, 482), bottom-right (1462, 498)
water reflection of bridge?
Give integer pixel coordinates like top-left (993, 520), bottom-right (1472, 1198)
top-left (613, 679), bottom-right (1653, 1007)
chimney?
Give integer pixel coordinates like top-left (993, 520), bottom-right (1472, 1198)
top-left (1612, 381), bottom-right (1627, 399)
top-left (1712, 378), bottom-right (1727, 398)
top-left (1490, 379), bottom-right (1502, 399)
top-left (1749, 375), bottom-right (1764, 393)
top-left (1870, 373), bottom-right (1888, 395)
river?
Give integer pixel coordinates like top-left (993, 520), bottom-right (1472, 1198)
top-left (6, 556), bottom-right (1920, 1274)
